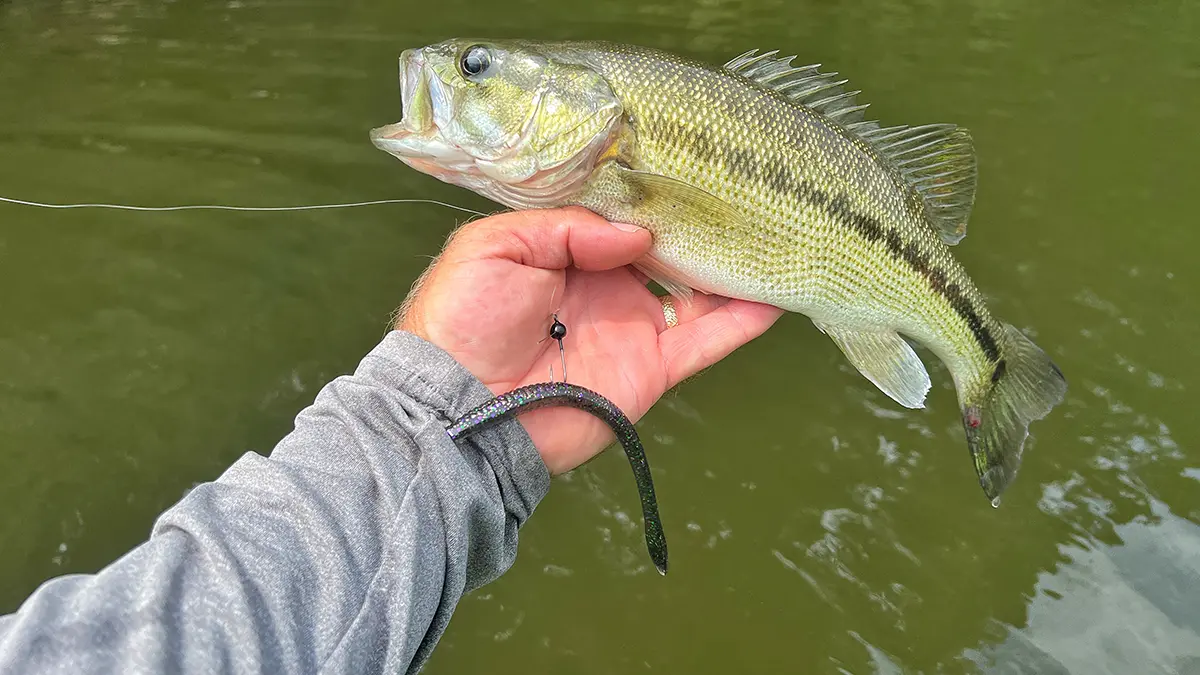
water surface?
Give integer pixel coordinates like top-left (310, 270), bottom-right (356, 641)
top-left (1, 0), bottom-right (1198, 672)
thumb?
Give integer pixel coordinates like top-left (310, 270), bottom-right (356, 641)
top-left (444, 207), bottom-right (653, 271)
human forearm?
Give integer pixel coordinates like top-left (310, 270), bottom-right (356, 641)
top-left (0, 331), bottom-right (550, 674)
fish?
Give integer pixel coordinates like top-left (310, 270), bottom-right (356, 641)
top-left (370, 39), bottom-right (1068, 504)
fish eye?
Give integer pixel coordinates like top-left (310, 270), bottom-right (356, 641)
top-left (459, 45), bottom-right (493, 80)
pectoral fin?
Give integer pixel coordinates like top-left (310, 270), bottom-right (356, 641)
top-left (587, 163), bottom-right (752, 306)
top-left (606, 164), bottom-right (751, 234)
top-left (815, 322), bottom-right (931, 409)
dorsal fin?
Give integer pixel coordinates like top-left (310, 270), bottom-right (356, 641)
top-left (856, 124), bottom-right (977, 245)
top-left (724, 49), bottom-right (872, 126)
top-left (724, 50), bottom-right (977, 245)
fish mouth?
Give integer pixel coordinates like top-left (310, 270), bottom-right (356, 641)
top-left (370, 48), bottom-right (476, 173)
top-left (368, 45), bottom-right (618, 209)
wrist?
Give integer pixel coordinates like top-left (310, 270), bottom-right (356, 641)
top-left (375, 330), bottom-right (552, 511)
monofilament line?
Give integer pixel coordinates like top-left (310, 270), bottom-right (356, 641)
top-left (0, 195), bottom-right (488, 217)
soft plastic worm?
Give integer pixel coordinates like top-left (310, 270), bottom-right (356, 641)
top-left (446, 381), bottom-right (668, 575)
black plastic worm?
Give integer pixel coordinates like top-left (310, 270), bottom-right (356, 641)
top-left (446, 381), bottom-right (668, 575)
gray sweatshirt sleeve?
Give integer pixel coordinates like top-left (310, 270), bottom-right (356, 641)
top-left (0, 330), bottom-right (552, 674)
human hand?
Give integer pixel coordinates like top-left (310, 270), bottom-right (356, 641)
top-left (398, 207), bottom-right (783, 474)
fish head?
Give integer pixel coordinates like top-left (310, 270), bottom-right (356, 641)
top-left (370, 39), bottom-right (623, 208)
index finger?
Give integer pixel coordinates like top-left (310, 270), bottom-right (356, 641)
top-left (442, 207), bottom-right (653, 272)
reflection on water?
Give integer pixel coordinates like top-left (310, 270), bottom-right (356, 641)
top-left (2, 0), bottom-right (1199, 672)
top-left (968, 497), bottom-right (1200, 674)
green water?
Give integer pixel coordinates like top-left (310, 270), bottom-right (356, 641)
top-left (2, 0), bottom-right (1199, 672)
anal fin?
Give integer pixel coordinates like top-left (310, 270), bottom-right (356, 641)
top-left (815, 322), bottom-right (931, 409)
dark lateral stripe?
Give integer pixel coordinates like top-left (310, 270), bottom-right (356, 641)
top-left (661, 120), bottom-right (1002, 362)
top-left (829, 191), bottom-right (1001, 362)
top-left (991, 359), bottom-right (1008, 383)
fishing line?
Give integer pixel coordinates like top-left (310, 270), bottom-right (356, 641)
top-left (0, 195), bottom-right (488, 217)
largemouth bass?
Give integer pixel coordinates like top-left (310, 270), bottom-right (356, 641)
top-left (370, 39), bottom-right (1068, 503)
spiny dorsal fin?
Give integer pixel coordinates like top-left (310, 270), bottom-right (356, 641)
top-left (724, 50), bottom-right (978, 245)
top-left (724, 49), bottom-right (872, 126)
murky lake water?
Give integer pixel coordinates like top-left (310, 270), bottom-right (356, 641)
top-left (2, 0), bottom-right (1199, 672)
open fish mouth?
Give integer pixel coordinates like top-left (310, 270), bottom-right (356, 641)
top-left (368, 40), bottom-right (624, 210)
top-left (370, 122), bottom-right (474, 171)
top-left (369, 48), bottom-right (477, 173)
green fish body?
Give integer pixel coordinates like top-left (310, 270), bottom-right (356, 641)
top-left (371, 39), bottom-right (1068, 502)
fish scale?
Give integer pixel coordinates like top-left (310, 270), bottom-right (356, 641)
top-left (572, 46), bottom-right (971, 351)
top-left (370, 39), bottom-right (1068, 502)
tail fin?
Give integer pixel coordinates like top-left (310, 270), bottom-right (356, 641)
top-left (962, 324), bottom-right (1067, 504)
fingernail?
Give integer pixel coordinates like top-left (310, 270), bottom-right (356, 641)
top-left (610, 221), bottom-right (643, 233)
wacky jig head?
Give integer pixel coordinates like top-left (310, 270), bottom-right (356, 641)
top-left (539, 313), bottom-right (568, 383)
